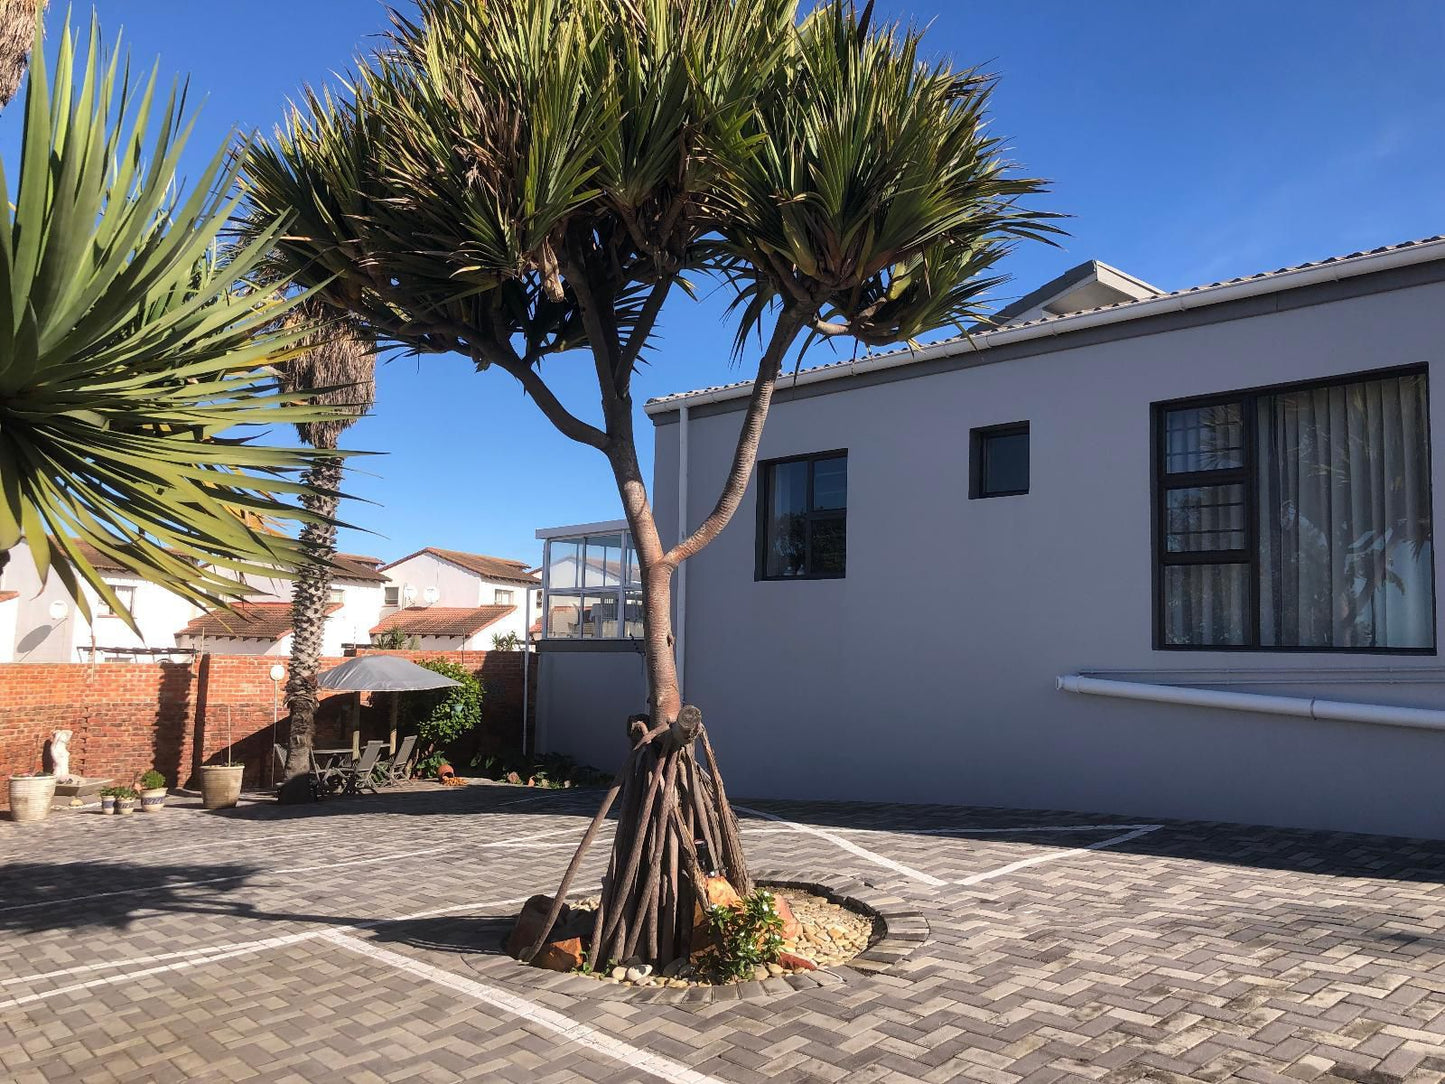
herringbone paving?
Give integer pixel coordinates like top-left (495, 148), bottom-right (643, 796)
top-left (2, 784), bottom-right (1445, 1082)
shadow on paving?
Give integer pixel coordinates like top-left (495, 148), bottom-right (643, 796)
top-left (210, 782), bottom-right (1445, 886)
top-left (0, 861), bottom-right (348, 935)
top-left (719, 796), bottom-right (1445, 887)
top-left (368, 914), bottom-right (513, 957)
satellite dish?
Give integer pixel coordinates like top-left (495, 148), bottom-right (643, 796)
top-left (402, 584), bottom-right (417, 605)
top-left (48, 600), bottom-right (68, 621)
top-left (422, 585), bottom-right (440, 605)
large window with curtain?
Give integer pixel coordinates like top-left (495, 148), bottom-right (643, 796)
top-left (1153, 366), bottom-right (1435, 652)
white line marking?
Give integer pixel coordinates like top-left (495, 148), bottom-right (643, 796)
top-left (0, 824), bottom-right (594, 916)
top-left (324, 930), bottom-right (726, 1084)
top-left (735, 804), bottom-right (948, 886)
top-left (0, 889), bottom-right (571, 1012)
top-left (953, 825), bottom-right (1162, 885)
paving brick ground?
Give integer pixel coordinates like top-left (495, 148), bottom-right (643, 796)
top-left (3, 783), bottom-right (1445, 1082)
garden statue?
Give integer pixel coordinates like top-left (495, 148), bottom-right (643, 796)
top-left (50, 729), bottom-right (73, 783)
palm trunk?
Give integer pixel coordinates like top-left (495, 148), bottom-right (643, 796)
top-left (280, 453), bottom-right (343, 796)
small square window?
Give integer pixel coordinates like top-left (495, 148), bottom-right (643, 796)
top-left (970, 422), bottom-right (1029, 498)
top-left (494, 588), bottom-right (514, 605)
top-left (97, 584), bottom-right (135, 617)
top-left (383, 585), bottom-right (400, 607)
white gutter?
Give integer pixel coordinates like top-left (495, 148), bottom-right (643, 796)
top-left (675, 404), bottom-right (689, 699)
top-left (645, 238), bottom-right (1445, 416)
top-left (1057, 674), bottom-right (1445, 733)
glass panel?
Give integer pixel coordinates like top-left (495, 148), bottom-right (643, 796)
top-left (811, 515), bottom-right (846, 577)
top-left (812, 456), bottom-right (848, 511)
top-left (764, 460), bottom-right (809, 577)
top-left (1164, 402), bottom-right (1245, 473)
top-left (583, 534), bottom-right (623, 588)
top-left (624, 542), bottom-right (641, 586)
top-left (546, 539), bottom-right (580, 590)
top-left (580, 593), bottom-right (619, 638)
top-left (494, 589), bottom-right (513, 604)
top-left (623, 591), bottom-right (644, 638)
top-left (1258, 372), bottom-right (1434, 648)
top-left (545, 595), bottom-right (581, 638)
top-left (1165, 484), bottom-right (1246, 552)
top-left (1162, 563), bottom-right (1248, 646)
top-left (983, 432), bottom-right (1029, 495)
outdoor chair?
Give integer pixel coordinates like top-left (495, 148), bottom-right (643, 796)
top-left (332, 740), bottom-right (385, 796)
top-left (376, 734), bottom-right (417, 789)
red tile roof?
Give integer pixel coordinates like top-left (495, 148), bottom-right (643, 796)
top-left (181, 602), bottom-right (340, 641)
top-left (0, 591), bottom-right (18, 603)
top-left (370, 605), bottom-right (515, 638)
top-left (331, 553), bottom-right (388, 583)
top-left (382, 548), bottom-right (540, 586)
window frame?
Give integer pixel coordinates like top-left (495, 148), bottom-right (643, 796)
top-left (540, 530), bottom-right (642, 640)
top-left (754, 448), bottom-right (849, 582)
top-left (95, 583), bottom-right (136, 618)
top-left (1150, 363), bottom-right (1436, 655)
top-left (494, 588), bottom-right (514, 605)
top-left (969, 421), bottom-right (1030, 499)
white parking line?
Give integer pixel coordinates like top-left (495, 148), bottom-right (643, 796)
top-left (735, 805), bottom-right (949, 886)
top-left (953, 825), bottom-right (1162, 885)
top-left (0, 889), bottom-right (579, 1012)
top-left (324, 930), bottom-right (726, 1084)
top-left (0, 824), bottom-right (597, 916)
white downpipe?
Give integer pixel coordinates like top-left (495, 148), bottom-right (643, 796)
top-left (1057, 674), bottom-right (1445, 733)
top-left (675, 405), bottom-right (689, 700)
top-left (521, 582), bottom-right (532, 756)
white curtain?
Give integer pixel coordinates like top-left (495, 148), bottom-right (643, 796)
top-left (1257, 372), bottom-right (1433, 649)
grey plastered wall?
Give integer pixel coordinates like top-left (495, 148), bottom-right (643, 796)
top-left (651, 270), bottom-right (1445, 839)
top-left (534, 644), bottom-right (647, 773)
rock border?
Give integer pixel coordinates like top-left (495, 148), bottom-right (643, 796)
top-left (469, 869), bottom-right (929, 1004)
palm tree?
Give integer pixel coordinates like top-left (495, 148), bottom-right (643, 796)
top-left (0, 0), bottom-right (43, 110)
top-left (244, 0), bottom-right (1056, 969)
top-left (0, 14), bottom-right (346, 624)
top-left (276, 306), bottom-right (376, 796)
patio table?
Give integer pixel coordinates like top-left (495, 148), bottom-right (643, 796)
top-left (310, 748), bottom-right (355, 796)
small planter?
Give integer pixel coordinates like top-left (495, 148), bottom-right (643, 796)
top-left (139, 787), bottom-right (167, 812)
top-left (8, 774), bottom-right (56, 823)
top-left (200, 764), bottom-right (245, 810)
top-left (100, 794), bottom-right (116, 815)
top-left (115, 795), bottom-right (136, 816)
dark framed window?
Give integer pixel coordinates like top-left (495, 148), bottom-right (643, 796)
top-left (1153, 365), bottom-right (1435, 653)
top-left (970, 422), bottom-right (1029, 498)
top-left (756, 450), bottom-right (847, 580)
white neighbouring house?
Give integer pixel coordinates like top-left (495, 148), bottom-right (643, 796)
top-left (536, 237), bottom-right (1445, 842)
top-left (175, 553), bottom-right (390, 657)
top-left (374, 547), bottom-right (541, 650)
top-left (0, 539), bottom-right (201, 663)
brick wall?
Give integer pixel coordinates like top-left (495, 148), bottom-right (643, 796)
top-left (0, 649), bottom-right (537, 803)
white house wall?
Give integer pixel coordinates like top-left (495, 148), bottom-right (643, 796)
top-left (647, 271), bottom-right (1445, 840)
top-left (381, 553), bottom-right (535, 645)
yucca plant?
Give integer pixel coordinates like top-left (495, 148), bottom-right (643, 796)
top-left (244, 0), bottom-right (1057, 967)
top-left (0, 12), bottom-right (346, 626)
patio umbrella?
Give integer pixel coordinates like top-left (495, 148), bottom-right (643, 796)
top-left (316, 655), bottom-right (461, 755)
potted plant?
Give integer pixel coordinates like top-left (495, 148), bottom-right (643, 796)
top-left (113, 786), bottom-right (138, 815)
top-left (99, 787), bottom-right (117, 815)
top-left (8, 772), bottom-right (56, 823)
top-left (200, 762), bottom-right (245, 809)
top-left (138, 770), bottom-right (168, 812)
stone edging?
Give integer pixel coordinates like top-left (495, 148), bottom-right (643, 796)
top-left (470, 869), bottom-right (929, 1004)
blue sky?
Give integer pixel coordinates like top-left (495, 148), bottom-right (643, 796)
top-left (11, 2), bottom-right (1444, 567)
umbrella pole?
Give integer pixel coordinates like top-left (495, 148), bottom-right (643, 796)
top-left (389, 694), bottom-right (398, 755)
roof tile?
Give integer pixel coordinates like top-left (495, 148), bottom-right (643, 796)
top-left (370, 605), bottom-right (516, 638)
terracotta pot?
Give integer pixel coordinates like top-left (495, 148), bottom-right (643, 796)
top-left (100, 794), bottom-right (115, 815)
top-left (115, 796), bottom-right (136, 815)
top-left (8, 775), bottom-right (56, 823)
top-left (200, 765), bottom-right (245, 810)
top-left (139, 787), bottom-right (167, 812)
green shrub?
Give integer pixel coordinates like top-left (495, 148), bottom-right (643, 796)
top-left (700, 889), bottom-right (784, 982)
top-left (415, 750), bottom-right (449, 779)
top-left (139, 770), bottom-right (165, 791)
top-left (399, 659), bottom-right (483, 756)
